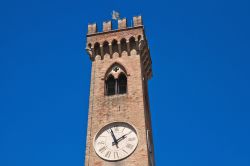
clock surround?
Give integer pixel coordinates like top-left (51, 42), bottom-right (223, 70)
top-left (93, 122), bottom-right (139, 161)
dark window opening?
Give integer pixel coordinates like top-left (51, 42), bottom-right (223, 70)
top-left (112, 40), bottom-right (119, 53)
top-left (138, 35), bottom-right (141, 41)
top-left (121, 38), bottom-right (127, 52)
top-left (106, 75), bottom-right (116, 96)
top-left (129, 37), bottom-right (136, 50)
top-left (94, 43), bottom-right (101, 56)
top-left (88, 43), bottom-right (92, 48)
top-left (117, 74), bottom-right (127, 94)
top-left (105, 73), bottom-right (127, 96)
top-left (103, 41), bottom-right (110, 55)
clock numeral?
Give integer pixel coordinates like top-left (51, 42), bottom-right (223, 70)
top-left (99, 146), bottom-right (107, 153)
top-left (128, 137), bottom-right (136, 141)
top-left (105, 151), bottom-right (111, 158)
top-left (97, 141), bottom-right (105, 145)
top-left (122, 149), bottom-right (128, 154)
top-left (106, 129), bottom-right (111, 134)
top-left (126, 143), bottom-right (134, 149)
top-left (127, 130), bottom-right (132, 135)
top-left (114, 152), bottom-right (119, 159)
top-left (122, 127), bottom-right (125, 132)
top-left (114, 126), bottom-right (119, 132)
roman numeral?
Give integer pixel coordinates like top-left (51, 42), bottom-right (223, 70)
top-left (114, 152), bottom-right (119, 159)
top-left (127, 130), bottom-right (132, 135)
top-left (99, 146), bottom-right (106, 153)
top-left (97, 141), bottom-right (105, 145)
top-left (105, 151), bottom-right (111, 158)
top-left (122, 149), bottom-right (128, 154)
top-left (126, 143), bottom-right (134, 149)
top-left (128, 137), bottom-right (136, 141)
top-left (114, 126), bottom-right (119, 132)
top-left (106, 129), bottom-right (111, 134)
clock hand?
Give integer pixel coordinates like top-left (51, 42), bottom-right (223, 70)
top-left (110, 129), bottom-right (118, 142)
top-left (110, 128), bottom-right (119, 148)
top-left (112, 135), bottom-right (126, 146)
top-left (112, 131), bottom-right (132, 146)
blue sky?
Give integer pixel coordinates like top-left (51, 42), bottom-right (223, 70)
top-left (1, 0), bottom-right (250, 165)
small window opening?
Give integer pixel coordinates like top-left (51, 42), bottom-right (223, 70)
top-left (88, 43), bottom-right (92, 49)
top-left (106, 75), bottom-right (116, 96)
top-left (103, 41), bottom-right (110, 55)
top-left (121, 38), bottom-right (127, 52)
top-left (94, 43), bottom-right (101, 56)
top-left (129, 37), bottom-right (136, 50)
top-left (138, 35), bottom-right (141, 41)
top-left (117, 73), bottom-right (127, 94)
top-left (112, 40), bottom-right (119, 53)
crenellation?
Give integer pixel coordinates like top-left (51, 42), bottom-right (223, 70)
top-left (87, 16), bottom-right (143, 35)
top-left (133, 15), bottom-right (143, 27)
top-left (103, 21), bottom-right (112, 32)
top-left (88, 23), bottom-right (97, 34)
top-left (118, 18), bottom-right (127, 29)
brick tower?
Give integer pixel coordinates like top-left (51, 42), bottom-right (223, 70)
top-left (85, 16), bottom-right (154, 166)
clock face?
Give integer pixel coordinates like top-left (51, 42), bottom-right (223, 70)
top-left (94, 122), bottom-right (138, 161)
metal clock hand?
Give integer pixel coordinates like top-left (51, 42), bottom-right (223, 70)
top-left (112, 131), bottom-right (132, 146)
top-left (112, 135), bottom-right (126, 145)
top-left (110, 128), bottom-right (119, 148)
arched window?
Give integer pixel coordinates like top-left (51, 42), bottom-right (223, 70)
top-left (120, 38), bottom-right (127, 53)
top-left (94, 43), bottom-right (101, 56)
top-left (112, 40), bottom-right (119, 54)
top-left (138, 35), bottom-right (141, 41)
top-left (129, 37), bottom-right (136, 51)
top-left (106, 75), bottom-right (116, 96)
top-left (105, 65), bottom-right (127, 96)
top-left (117, 73), bottom-right (127, 94)
top-left (103, 41), bottom-right (110, 55)
top-left (88, 43), bottom-right (92, 49)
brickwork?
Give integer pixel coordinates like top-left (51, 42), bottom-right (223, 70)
top-left (85, 16), bottom-right (154, 166)
top-left (103, 21), bottom-right (112, 32)
top-left (118, 18), bottom-right (127, 29)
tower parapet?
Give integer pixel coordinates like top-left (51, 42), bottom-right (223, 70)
top-left (86, 15), bottom-right (152, 80)
top-left (87, 16), bottom-right (143, 34)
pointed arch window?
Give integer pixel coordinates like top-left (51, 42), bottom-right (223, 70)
top-left (105, 65), bottom-right (127, 96)
top-left (106, 75), bottom-right (116, 96)
top-left (117, 73), bottom-right (127, 94)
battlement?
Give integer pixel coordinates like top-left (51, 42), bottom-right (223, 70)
top-left (103, 21), bottom-right (112, 32)
top-left (87, 16), bottom-right (143, 35)
top-left (133, 16), bottom-right (143, 27)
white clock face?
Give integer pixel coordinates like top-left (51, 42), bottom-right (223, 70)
top-left (94, 122), bottom-right (138, 161)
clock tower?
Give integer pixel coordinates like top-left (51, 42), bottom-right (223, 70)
top-left (85, 16), bottom-right (154, 166)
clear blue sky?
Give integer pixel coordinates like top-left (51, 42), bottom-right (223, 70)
top-left (1, 0), bottom-right (250, 165)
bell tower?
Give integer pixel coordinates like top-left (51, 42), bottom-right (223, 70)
top-left (85, 16), bottom-right (154, 166)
